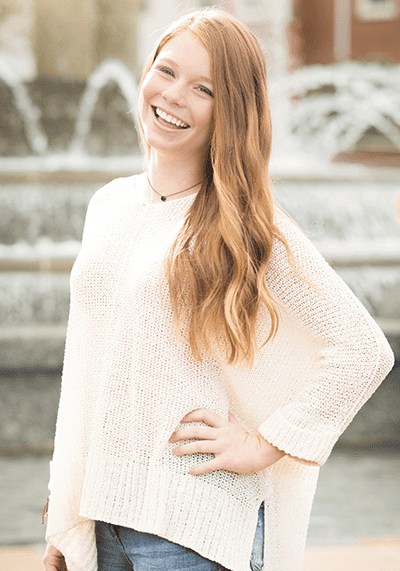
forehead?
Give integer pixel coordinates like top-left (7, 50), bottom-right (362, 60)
top-left (156, 31), bottom-right (212, 78)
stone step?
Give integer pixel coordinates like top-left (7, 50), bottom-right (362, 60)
top-left (0, 319), bottom-right (399, 371)
top-left (0, 181), bottom-right (97, 244)
top-left (2, 241), bottom-right (400, 271)
top-left (0, 175), bottom-right (398, 369)
top-left (1, 251), bottom-right (399, 332)
top-left (0, 272), bottom-right (70, 328)
top-left (1, 361), bottom-right (399, 454)
top-left (0, 326), bottom-right (66, 369)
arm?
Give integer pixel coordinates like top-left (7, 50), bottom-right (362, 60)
top-left (171, 211), bottom-right (394, 471)
top-left (256, 210), bottom-right (394, 465)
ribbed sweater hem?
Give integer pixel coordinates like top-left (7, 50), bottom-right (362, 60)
top-left (78, 452), bottom-right (266, 571)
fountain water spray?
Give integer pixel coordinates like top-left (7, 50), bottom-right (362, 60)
top-left (0, 59), bottom-right (48, 155)
top-left (0, 58), bottom-right (399, 354)
top-left (286, 62), bottom-right (400, 158)
top-left (70, 58), bottom-right (141, 154)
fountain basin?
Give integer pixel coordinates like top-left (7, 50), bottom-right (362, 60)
top-left (0, 169), bottom-right (399, 455)
top-left (0, 171), bottom-right (399, 368)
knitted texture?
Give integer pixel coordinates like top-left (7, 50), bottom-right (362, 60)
top-left (46, 175), bottom-right (394, 571)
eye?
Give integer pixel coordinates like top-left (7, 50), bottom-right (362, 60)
top-left (158, 66), bottom-right (174, 77)
top-left (198, 85), bottom-right (213, 97)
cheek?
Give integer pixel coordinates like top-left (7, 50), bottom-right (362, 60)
top-left (138, 91), bottom-right (144, 119)
top-left (199, 107), bottom-right (213, 136)
top-left (139, 76), bottom-right (153, 110)
top-left (138, 83), bottom-right (154, 126)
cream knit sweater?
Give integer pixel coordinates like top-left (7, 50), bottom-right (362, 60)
top-left (46, 175), bottom-right (394, 571)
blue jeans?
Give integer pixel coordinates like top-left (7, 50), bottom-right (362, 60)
top-left (95, 503), bottom-right (264, 571)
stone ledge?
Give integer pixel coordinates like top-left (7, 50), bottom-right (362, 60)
top-left (0, 353), bottom-right (398, 456)
top-left (0, 258), bottom-right (74, 272)
top-left (375, 320), bottom-right (400, 361)
top-left (376, 318), bottom-right (400, 337)
top-left (0, 155), bottom-right (143, 180)
top-left (0, 154), bottom-right (399, 183)
top-left (0, 322), bottom-right (398, 370)
top-left (2, 252), bottom-right (400, 273)
top-left (0, 326), bottom-right (66, 369)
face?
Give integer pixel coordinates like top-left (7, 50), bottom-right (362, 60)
top-left (139, 31), bottom-right (214, 163)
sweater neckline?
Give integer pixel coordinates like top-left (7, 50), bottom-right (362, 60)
top-left (132, 174), bottom-right (198, 208)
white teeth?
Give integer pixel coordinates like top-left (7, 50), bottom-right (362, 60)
top-left (156, 108), bottom-right (188, 128)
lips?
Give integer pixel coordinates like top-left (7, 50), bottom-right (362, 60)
top-left (153, 107), bottom-right (189, 129)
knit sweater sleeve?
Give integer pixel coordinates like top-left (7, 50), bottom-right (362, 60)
top-left (257, 209), bottom-right (395, 466)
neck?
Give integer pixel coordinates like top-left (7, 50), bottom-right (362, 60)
top-left (147, 152), bottom-right (205, 201)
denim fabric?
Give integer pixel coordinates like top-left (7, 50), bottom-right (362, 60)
top-left (95, 502), bottom-right (264, 571)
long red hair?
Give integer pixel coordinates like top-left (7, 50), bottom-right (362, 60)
top-left (139, 9), bottom-right (292, 366)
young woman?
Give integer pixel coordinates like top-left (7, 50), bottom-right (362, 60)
top-left (43, 9), bottom-right (394, 571)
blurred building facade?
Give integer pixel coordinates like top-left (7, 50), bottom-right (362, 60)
top-left (0, 0), bottom-right (294, 156)
top-left (289, 0), bottom-right (400, 165)
top-left (3, 0), bottom-right (400, 77)
top-left (290, 0), bottom-right (400, 68)
top-left (1, 0), bottom-right (400, 162)
top-left (0, 0), bottom-right (292, 79)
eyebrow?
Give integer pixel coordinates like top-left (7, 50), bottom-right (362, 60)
top-left (156, 57), bottom-right (213, 85)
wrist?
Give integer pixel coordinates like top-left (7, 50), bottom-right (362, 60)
top-left (257, 434), bottom-right (285, 468)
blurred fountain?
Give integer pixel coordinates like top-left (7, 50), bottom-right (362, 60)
top-left (0, 60), bottom-right (48, 155)
top-left (0, 55), bottom-right (399, 372)
top-left (5, 0), bottom-right (400, 453)
top-left (286, 62), bottom-right (400, 159)
top-left (274, 181), bottom-right (400, 316)
top-left (0, 58), bottom-right (142, 173)
top-left (69, 58), bottom-right (141, 156)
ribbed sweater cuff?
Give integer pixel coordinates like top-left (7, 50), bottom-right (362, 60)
top-left (258, 411), bottom-right (340, 466)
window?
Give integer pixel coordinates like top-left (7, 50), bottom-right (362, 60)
top-left (355, 0), bottom-right (399, 20)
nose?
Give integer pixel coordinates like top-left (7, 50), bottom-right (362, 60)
top-left (162, 80), bottom-right (186, 107)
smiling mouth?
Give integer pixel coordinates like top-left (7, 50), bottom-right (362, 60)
top-left (153, 107), bottom-right (189, 129)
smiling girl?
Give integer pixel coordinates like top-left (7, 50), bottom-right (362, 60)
top-left (43, 9), bottom-right (393, 571)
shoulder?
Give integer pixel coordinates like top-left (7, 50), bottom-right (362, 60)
top-left (271, 204), bottom-right (317, 263)
top-left (269, 203), bottom-right (339, 291)
top-left (81, 175), bottom-right (137, 243)
top-left (273, 204), bottom-right (307, 242)
top-left (87, 175), bottom-right (137, 214)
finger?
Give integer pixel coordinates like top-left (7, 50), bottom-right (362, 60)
top-left (173, 440), bottom-right (217, 456)
top-left (170, 425), bottom-right (216, 442)
top-left (180, 409), bottom-right (226, 428)
top-left (188, 457), bottom-right (222, 476)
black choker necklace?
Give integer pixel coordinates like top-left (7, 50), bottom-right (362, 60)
top-left (147, 174), bottom-right (203, 202)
